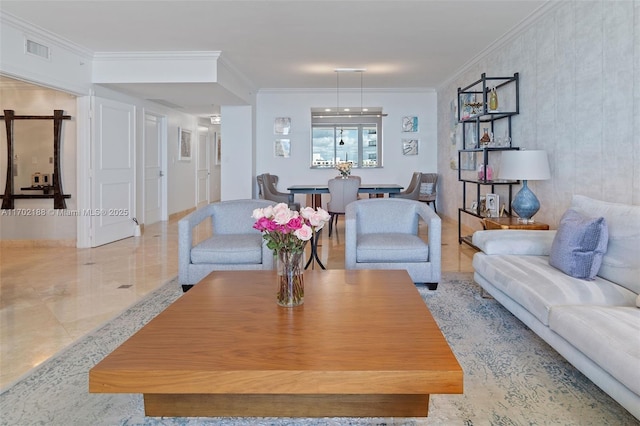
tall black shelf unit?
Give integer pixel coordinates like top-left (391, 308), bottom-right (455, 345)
top-left (457, 73), bottom-right (520, 246)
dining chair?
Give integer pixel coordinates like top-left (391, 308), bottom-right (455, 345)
top-left (257, 173), bottom-right (300, 210)
top-left (327, 177), bottom-right (360, 237)
top-left (391, 172), bottom-right (422, 200)
top-left (418, 173), bottom-right (438, 213)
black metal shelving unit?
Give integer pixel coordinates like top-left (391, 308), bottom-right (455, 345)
top-left (457, 73), bottom-right (520, 246)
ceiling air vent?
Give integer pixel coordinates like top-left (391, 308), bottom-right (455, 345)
top-left (25, 39), bottom-right (50, 60)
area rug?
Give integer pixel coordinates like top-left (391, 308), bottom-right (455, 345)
top-left (1, 273), bottom-right (637, 426)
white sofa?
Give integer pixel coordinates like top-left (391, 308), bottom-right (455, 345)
top-left (472, 195), bottom-right (640, 420)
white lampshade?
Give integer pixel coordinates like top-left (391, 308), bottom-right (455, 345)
top-left (499, 150), bottom-right (551, 181)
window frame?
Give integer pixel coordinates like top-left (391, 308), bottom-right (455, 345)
top-left (310, 112), bottom-right (383, 169)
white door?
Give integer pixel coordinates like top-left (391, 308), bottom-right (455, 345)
top-left (144, 112), bottom-right (164, 225)
top-left (196, 130), bottom-right (210, 207)
top-left (91, 97), bottom-right (136, 247)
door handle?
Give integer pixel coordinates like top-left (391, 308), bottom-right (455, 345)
top-left (159, 171), bottom-right (165, 177)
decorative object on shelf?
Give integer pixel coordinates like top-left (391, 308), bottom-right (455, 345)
top-left (402, 116), bottom-right (418, 132)
top-left (480, 128), bottom-right (491, 145)
top-left (477, 164), bottom-right (493, 181)
top-left (489, 87), bottom-right (499, 111)
top-left (499, 150), bottom-right (551, 223)
top-left (336, 161), bottom-right (352, 178)
top-left (464, 102), bottom-right (483, 116)
top-left (252, 203), bottom-right (330, 307)
top-left (402, 139), bottom-right (419, 155)
top-left (486, 193), bottom-right (500, 217)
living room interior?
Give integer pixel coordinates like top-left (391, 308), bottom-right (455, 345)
top-left (1, 1), bottom-right (639, 424)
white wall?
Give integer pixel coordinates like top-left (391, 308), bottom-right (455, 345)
top-left (437, 1), bottom-right (640, 232)
top-left (256, 89), bottom-right (437, 208)
top-left (220, 105), bottom-right (254, 200)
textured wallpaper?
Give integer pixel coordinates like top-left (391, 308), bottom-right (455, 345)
top-left (437, 1), bottom-right (639, 232)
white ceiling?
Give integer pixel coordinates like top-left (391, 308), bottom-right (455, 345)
top-left (1, 0), bottom-right (547, 116)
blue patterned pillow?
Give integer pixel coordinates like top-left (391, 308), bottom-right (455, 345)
top-left (549, 209), bottom-right (608, 280)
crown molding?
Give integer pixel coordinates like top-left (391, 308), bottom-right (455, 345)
top-left (93, 51), bottom-right (222, 61)
top-left (258, 87), bottom-right (435, 94)
top-left (0, 11), bottom-right (93, 59)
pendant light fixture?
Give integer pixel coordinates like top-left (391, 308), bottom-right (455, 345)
top-left (336, 71), bottom-right (344, 145)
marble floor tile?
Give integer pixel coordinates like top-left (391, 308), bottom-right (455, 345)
top-left (0, 213), bottom-right (475, 390)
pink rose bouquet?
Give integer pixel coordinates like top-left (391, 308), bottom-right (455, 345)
top-left (252, 203), bottom-right (330, 254)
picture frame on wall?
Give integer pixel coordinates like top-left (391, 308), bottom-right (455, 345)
top-left (274, 117), bottom-right (291, 135)
top-left (401, 116), bottom-right (418, 132)
top-left (214, 132), bottom-right (221, 165)
top-left (274, 139), bottom-right (291, 157)
top-left (402, 139), bottom-right (419, 156)
top-left (178, 127), bottom-right (191, 161)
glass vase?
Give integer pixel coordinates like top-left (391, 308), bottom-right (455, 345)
top-left (276, 250), bottom-right (305, 307)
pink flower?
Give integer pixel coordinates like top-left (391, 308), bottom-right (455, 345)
top-left (253, 216), bottom-right (276, 232)
top-left (293, 224), bottom-right (313, 241)
top-left (287, 216), bottom-right (303, 231)
top-left (272, 203), bottom-right (295, 225)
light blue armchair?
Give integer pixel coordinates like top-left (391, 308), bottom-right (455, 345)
top-left (178, 199), bottom-right (275, 291)
top-left (345, 198), bottom-right (441, 289)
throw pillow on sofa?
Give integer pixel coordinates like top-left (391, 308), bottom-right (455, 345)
top-left (549, 209), bottom-right (608, 280)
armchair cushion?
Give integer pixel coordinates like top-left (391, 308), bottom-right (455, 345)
top-left (357, 233), bottom-right (428, 263)
top-left (191, 234), bottom-right (263, 264)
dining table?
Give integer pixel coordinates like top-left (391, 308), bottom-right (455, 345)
top-left (287, 183), bottom-right (404, 270)
top-left (287, 183), bottom-right (404, 207)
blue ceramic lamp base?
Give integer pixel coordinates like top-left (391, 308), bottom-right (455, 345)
top-left (512, 180), bottom-right (540, 223)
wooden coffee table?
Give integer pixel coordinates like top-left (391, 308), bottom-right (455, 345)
top-left (89, 270), bottom-right (463, 417)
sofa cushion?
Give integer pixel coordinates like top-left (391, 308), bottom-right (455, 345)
top-left (570, 195), bottom-right (640, 294)
top-left (473, 230), bottom-right (556, 256)
top-left (473, 253), bottom-right (638, 325)
top-left (549, 209), bottom-right (608, 280)
top-left (549, 305), bottom-right (640, 396)
top-left (356, 203), bottom-right (419, 235)
top-left (357, 233), bottom-right (428, 263)
top-left (191, 234), bottom-right (263, 264)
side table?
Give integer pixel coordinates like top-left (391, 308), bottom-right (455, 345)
top-left (483, 217), bottom-right (549, 230)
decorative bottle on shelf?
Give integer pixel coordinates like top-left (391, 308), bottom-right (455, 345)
top-left (477, 164), bottom-right (493, 181)
top-left (480, 128), bottom-right (491, 146)
top-left (489, 87), bottom-right (498, 111)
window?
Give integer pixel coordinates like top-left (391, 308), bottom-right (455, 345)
top-left (311, 108), bottom-right (383, 168)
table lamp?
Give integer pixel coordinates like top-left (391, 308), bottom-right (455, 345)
top-left (499, 150), bottom-right (551, 223)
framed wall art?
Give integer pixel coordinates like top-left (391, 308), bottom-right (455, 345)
top-left (274, 139), bottom-right (291, 157)
top-left (402, 139), bottom-right (419, 156)
top-left (214, 132), bottom-right (221, 165)
top-left (274, 117), bottom-right (291, 135)
top-left (178, 127), bottom-right (191, 161)
top-left (401, 116), bottom-right (418, 132)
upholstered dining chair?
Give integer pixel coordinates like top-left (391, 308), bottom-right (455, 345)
top-left (257, 173), bottom-right (300, 210)
top-left (178, 199), bottom-right (276, 292)
top-left (327, 177), bottom-right (360, 237)
top-left (345, 198), bottom-right (441, 289)
top-left (418, 173), bottom-right (438, 213)
top-left (391, 172), bottom-right (422, 200)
